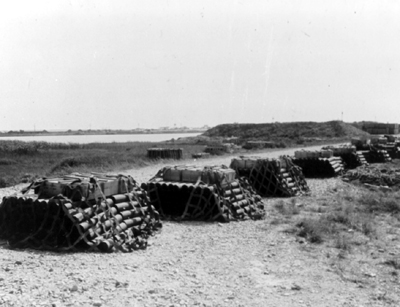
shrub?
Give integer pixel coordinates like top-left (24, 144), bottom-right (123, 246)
top-left (356, 191), bottom-right (400, 214)
top-left (297, 217), bottom-right (335, 243)
top-left (274, 199), bottom-right (300, 216)
top-left (335, 234), bottom-right (351, 251)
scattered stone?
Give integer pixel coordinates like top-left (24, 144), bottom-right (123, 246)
top-left (70, 285), bottom-right (78, 292)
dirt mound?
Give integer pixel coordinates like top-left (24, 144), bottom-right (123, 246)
top-left (203, 121), bottom-right (370, 144)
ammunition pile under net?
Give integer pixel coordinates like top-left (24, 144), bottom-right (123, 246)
top-left (230, 156), bottom-right (310, 197)
top-left (141, 165), bottom-right (265, 222)
top-left (373, 144), bottom-right (400, 159)
top-left (292, 150), bottom-right (344, 178)
top-left (322, 145), bottom-right (368, 169)
top-left (147, 148), bottom-right (183, 159)
top-left (342, 166), bottom-right (400, 188)
top-left (363, 148), bottom-right (392, 163)
top-left (0, 174), bottom-right (161, 252)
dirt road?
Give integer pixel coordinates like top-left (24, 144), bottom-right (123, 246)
top-left (0, 144), bottom-right (395, 306)
top-left (120, 144), bottom-right (332, 184)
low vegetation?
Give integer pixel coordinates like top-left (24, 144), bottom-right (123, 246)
top-left (270, 175), bottom-right (400, 257)
top-left (0, 140), bottom-right (205, 187)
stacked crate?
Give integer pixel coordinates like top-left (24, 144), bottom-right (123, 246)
top-left (363, 123), bottom-right (399, 135)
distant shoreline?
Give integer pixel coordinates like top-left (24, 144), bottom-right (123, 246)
top-left (0, 129), bottom-right (207, 138)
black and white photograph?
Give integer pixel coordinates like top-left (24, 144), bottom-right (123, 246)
top-left (1, 1), bottom-right (399, 306)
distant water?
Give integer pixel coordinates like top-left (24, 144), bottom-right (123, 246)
top-left (0, 132), bottom-right (201, 144)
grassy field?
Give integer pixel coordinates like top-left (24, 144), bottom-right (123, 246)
top-left (269, 174), bottom-right (400, 281)
top-left (0, 140), bottom-right (206, 187)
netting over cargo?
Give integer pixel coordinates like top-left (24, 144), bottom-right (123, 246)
top-left (230, 156), bottom-right (310, 197)
top-left (362, 148), bottom-right (392, 163)
top-left (292, 150), bottom-right (344, 178)
top-left (0, 174), bottom-right (162, 252)
top-left (322, 145), bottom-right (368, 169)
top-left (141, 165), bottom-right (265, 222)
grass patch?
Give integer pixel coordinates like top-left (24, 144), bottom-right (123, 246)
top-left (355, 190), bottom-right (400, 214)
top-left (274, 199), bottom-right (300, 216)
top-left (296, 217), bottom-right (335, 243)
top-left (0, 140), bottom-right (206, 187)
top-left (334, 234), bottom-right (352, 251)
top-left (292, 187), bottom-right (387, 246)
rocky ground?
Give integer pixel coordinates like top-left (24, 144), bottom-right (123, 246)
top-left (1, 145), bottom-right (399, 306)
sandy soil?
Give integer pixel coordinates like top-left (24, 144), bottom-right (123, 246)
top-left (0, 145), bottom-right (398, 306)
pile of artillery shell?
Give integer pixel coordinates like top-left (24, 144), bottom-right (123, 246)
top-left (292, 156), bottom-right (344, 178)
top-left (141, 165), bottom-right (265, 222)
top-left (373, 144), bottom-right (400, 159)
top-left (362, 148), bottom-right (392, 163)
top-left (335, 152), bottom-right (368, 169)
top-left (0, 177), bottom-right (161, 252)
top-left (230, 156), bottom-right (310, 197)
top-left (342, 166), bottom-right (400, 187)
top-left (322, 145), bottom-right (368, 169)
top-left (147, 148), bottom-right (183, 159)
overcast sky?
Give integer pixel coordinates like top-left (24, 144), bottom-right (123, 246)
top-left (1, 0), bottom-right (399, 130)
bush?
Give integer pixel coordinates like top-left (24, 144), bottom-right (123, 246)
top-left (274, 199), bottom-right (300, 216)
top-left (297, 217), bottom-right (335, 243)
top-left (335, 234), bottom-right (351, 251)
top-left (356, 191), bottom-right (400, 214)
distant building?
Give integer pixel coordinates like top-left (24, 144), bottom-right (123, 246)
top-left (363, 123), bottom-right (399, 135)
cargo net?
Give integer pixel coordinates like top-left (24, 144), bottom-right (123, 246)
top-left (141, 165), bottom-right (265, 222)
top-left (292, 150), bottom-right (344, 178)
top-left (342, 165), bottom-right (400, 188)
top-left (230, 156), bottom-right (309, 197)
top-left (322, 145), bottom-right (368, 169)
top-left (147, 148), bottom-right (183, 159)
top-left (372, 144), bottom-right (400, 159)
top-left (0, 174), bottom-right (162, 252)
top-left (362, 148), bottom-right (392, 164)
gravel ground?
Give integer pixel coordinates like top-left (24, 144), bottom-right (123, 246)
top-left (0, 145), bottom-right (396, 306)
